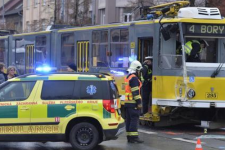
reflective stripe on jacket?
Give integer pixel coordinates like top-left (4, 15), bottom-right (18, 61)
top-left (124, 74), bottom-right (142, 104)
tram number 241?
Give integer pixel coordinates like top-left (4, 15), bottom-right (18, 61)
top-left (205, 92), bottom-right (218, 99)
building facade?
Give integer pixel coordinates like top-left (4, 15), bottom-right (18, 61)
top-left (23, 0), bottom-right (56, 32)
top-left (0, 0), bottom-right (23, 33)
top-left (21, 0), bottom-right (225, 32)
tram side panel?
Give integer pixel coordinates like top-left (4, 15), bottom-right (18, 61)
top-left (11, 32), bottom-right (51, 75)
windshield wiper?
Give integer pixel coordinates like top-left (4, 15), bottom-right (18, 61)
top-left (211, 63), bottom-right (224, 78)
top-left (211, 42), bottom-right (225, 78)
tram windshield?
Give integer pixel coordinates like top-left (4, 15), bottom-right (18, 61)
top-left (159, 23), bottom-right (224, 69)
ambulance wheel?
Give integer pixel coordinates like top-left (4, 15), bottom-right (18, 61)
top-left (69, 122), bottom-right (99, 150)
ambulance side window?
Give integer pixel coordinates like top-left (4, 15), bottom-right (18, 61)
top-left (0, 81), bottom-right (36, 101)
top-left (75, 81), bottom-right (110, 99)
top-left (41, 81), bottom-right (76, 100)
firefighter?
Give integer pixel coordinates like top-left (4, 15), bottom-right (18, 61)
top-left (185, 40), bottom-right (209, 62)
top-left (141, 56), bottom-right (152, 115)
top-left (124, 60), bottom-right (144, 143)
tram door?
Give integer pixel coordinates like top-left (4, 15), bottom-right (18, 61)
top-left (77, 41), bottom-right (89, 72)
top-left (138, 38), bottom-right (153, 63)
top-left (25, 45), bottom-right (35, 74)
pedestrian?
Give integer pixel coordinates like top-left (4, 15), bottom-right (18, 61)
top-left (141, 56), bottom-right (153, 115)
top-left (7, 66), bottom-right (18, 80)
top-left (0, 63), bottom-right (7, 84)
top-left (124, 60), bottom-right (144, 143)
top-left (185, 39), bottom-right (208, 62)
top-left (67, 62), bottom-right (77, 72)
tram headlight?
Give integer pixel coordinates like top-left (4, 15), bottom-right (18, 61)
top-left (187, 89), bottom-right (195, 99)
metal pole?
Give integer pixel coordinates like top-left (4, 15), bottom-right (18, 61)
top-left (178, 22), bottom-right (187, 101)
top-left (92, 0), bottom-right (95, 25)
top-left (61, 0), bottom-right (64, 21)
top-left (54, 0), bottom-right (56, 25)
top-left (2, 0), bottom-right (5, 28)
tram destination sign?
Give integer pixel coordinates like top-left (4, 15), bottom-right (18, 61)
top-left (186, 24), bottom-right (225, 36)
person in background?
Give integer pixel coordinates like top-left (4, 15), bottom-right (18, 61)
top-left (0, 63), bottom-right (7, 83)
top-left (67, 62), bottom-right (77, 72)
top-left (141, 56), bottom-right (153, 115)
top-left (185, 40), bottom-right (209, 62)
top-left (7, 66), bottom-right (18, 80)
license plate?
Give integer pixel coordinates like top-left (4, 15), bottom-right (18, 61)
top-left (205, 93), bottom-right (218, 99)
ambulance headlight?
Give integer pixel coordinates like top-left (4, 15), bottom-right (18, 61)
top-left (187, 89), bottom-right (195, 99)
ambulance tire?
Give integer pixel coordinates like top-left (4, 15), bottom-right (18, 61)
top-left (69, 122), bottom-right (99, 150)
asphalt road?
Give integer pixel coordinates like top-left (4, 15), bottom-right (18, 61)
top-left (0, 124), bottom-right (224, 150)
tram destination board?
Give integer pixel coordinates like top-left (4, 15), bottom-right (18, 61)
top-left (186, 24), bottom-right (225, 36)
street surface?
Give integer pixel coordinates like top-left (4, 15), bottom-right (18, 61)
top-left (0, 124), bottom-right (225, 150)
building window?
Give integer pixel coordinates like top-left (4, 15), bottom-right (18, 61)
top-left (123, 13), bottom-right (132, 22)
top-left (100, 9), bottom-right (105, 25)
top-left (50, 17), bottom-right (54, 25)
top-left (14, 22), bottom-right (19, 32)
top-left (42, 20), bottom-right (46, 30)
top-left (34, 0), bottom-right (38, 7)
top-left (33, 20), bottom-right (38, 31)
top-left (42, 0), bottom-right (46, 5)
top-left (26, 21), bottom-right (30, 32)
top-left (27, 0), bottom-right (30, 9)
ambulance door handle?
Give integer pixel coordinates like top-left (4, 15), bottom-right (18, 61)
top-left (20, 107), bottom-right (30, 111)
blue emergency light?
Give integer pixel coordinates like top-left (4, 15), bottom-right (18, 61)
top-left (35, 65), bottom-right (57, 73)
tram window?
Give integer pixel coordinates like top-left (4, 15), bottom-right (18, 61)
top-left (15, 39), bottom-right (25, 75)
top-left (185, 38), bottom-right (217, 63)
top-left (35, 36), bottom-right (47, 65)
top-left (92, 30), bottom-right (109, 67)
top-left (121, 29), bottom-right (129, 42)
top-left (111, 30), bottom-right (120, 42)
top-left (110, 29), bottom-right (129, 68)
top-left (92, 31), bottom-right (100, 43)
top-left (101, 30), bottom-right (108, 43)
top-left (61, 33), bottom-right (75, 66)
top-left (0, 40), bottom-right (6, 63)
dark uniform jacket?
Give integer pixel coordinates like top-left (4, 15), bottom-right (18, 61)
top-left (186, 42), bottom-right (201, 62)
top-left (142, 63), bottom-right (152, 88)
